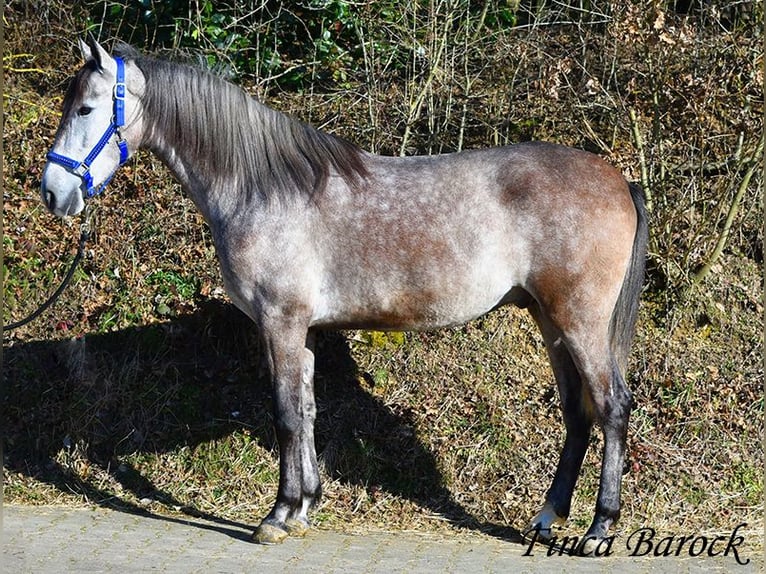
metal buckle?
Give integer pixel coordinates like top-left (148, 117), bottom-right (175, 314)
top-left (74, 162), bottom-right (91, 177)
top-left (113, 81), bottom-right (126, 101)
top-left (113, 80), bottom-right (126, 126)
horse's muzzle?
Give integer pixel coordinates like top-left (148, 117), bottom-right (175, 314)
top-left (40, 180), bottom-right (85, 217)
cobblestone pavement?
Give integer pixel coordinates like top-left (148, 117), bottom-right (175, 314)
top-left (2, 505), bottom-right (761, 573)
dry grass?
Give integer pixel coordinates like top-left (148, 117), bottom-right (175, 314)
top-left (3, 0), bottom-right (763, 558)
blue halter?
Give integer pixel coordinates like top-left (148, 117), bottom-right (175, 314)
top-left (46, 57), bottom-right (129, 199)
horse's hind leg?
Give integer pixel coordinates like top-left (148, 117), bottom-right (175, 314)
top-left (253, 325), bottom-right (321, 544)
top-left (572, 343), bottom-right (632, 553)
top-left (526, 303), bottom-right (594, 538)
top-left (526, 301), bottom-right (632, 553)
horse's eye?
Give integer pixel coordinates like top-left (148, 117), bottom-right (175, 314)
top-left (78, 106), bottom-right (93, 116)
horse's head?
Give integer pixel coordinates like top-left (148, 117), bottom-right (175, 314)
top-left (41, 37), bottom-right (144, 217)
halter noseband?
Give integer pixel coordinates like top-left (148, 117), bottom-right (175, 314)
top-left (46, 57), bottom-right (129, 199)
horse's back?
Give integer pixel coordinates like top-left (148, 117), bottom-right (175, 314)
top-left (358, 141), bottom-right (635, 231)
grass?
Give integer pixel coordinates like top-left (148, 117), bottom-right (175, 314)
top-left (3, 1), bottom-right (763, 561)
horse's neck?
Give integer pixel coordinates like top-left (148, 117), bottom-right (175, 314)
top-left (143, 114), bottom-right (256, 226)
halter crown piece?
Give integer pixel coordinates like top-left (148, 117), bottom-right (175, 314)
top-left (46, 57), bottom-right (129, 199)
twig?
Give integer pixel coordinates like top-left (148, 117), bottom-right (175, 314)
top-left (690, 132), bottom-right (764, 286)
top-left (674, 133), bottom-right (746, 176)
top-left (629, 108), bottom-right (652, 212)
top-left (6, 67), bottom-right (49, 74)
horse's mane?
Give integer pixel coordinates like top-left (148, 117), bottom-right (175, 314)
top-left (114, 44), bottom-right (368, 204)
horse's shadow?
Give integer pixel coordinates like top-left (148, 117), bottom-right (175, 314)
top-left (2, 299), bottom-right (523, 544)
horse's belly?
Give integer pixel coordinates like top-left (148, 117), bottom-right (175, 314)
top-left (310, 270), bottom-right (521, 331)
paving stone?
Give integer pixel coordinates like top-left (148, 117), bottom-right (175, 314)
top-left (1, 505), bottom-right (761, 573)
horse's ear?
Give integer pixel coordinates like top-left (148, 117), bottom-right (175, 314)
top-left (80, 34), bottom-right (111, 72)
top-left (78, 37), bottom-right (93, 63)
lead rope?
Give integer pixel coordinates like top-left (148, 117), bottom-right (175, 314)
top-left (3, 206), bottom-right (95, 333)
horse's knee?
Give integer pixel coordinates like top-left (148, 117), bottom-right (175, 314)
top-left (273, 404), bottom-right (303, 436)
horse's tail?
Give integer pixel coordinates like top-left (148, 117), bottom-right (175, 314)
top-left (610, 181), bottom-right (649, 375)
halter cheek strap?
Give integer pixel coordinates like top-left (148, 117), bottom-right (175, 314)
top-left (46, 57), bottom-right (129, 199)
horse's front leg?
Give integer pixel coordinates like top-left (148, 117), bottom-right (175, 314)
top-left (253, 327), bottom-right (321, 544)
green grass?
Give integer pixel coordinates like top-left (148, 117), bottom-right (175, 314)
top-left (725, 462), bottom-right (763, 508)
top-left (146, 270), bottom-right (199, 301)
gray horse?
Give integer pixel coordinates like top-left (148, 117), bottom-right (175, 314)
top-left (41, 37), bottom-right (647, 554)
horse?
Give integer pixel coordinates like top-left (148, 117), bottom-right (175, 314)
top-left (40, 37), bottom-right (647, 554)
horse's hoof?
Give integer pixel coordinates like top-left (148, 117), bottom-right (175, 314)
top-left (284, 518), bottom-right (310, 537)
top-left (527, 503), bottom-right (566, 540)
top-left (578, 536), bottom-right (605, 556)
top-left (252, 522), bottom-right (289, 544)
